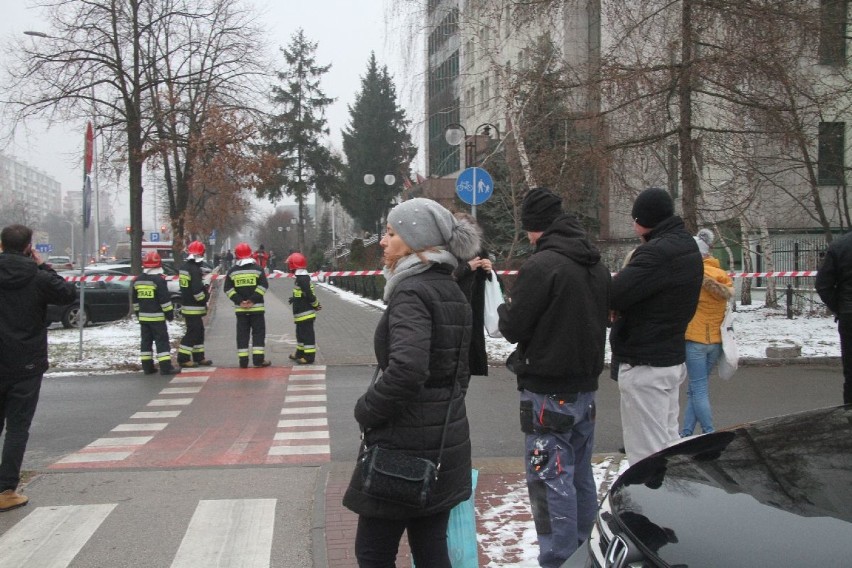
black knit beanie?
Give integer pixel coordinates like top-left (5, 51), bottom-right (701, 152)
top-left (631, 188), bottom-right (674, 229)
top-left (521, 188), bottom-right (563, 231)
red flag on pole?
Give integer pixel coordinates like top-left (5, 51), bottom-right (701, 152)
top-left (84, 121), bottom-right (94, 175)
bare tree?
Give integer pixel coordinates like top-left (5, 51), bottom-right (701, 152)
top-left (2, 0), bottom-right (269, 271)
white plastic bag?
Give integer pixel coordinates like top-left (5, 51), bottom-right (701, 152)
top-left (482, 273), bottom-right (504, 338)
top-left (718, 303), bottom-right (739, 380)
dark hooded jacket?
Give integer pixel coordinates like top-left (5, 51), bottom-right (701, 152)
top-left (343, 265), bottom-right (472, 519)
top-left (498, 214), bottom-right (611, 394)
top-left (609, 215), bottom-right (703, 367)
top-left (816, 231), bottom-right (852, 315)
top-left (0, 252), bottom-right (75, 378)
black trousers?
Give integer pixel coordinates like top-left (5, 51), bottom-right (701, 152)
top-left (295, 319), bottom-right (316, 362)
top-left (0, 374), bottom-right (41, 491)
top-left (179, 314), bottom-right (206, 363)
top-left (838, 315), bottom-right (852, 404)
top-left (236, 312), bottom-right (266, 366)
top-left (140, 321), bottom-right (171, 366)
top-left (354, 510), bottom-right (451, 568)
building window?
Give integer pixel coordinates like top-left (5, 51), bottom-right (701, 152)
top-left (819, 0), bottom-right (848, 66)
top-left (818, 122), bottom-right (846, 185)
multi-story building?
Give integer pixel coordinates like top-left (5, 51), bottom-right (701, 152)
top-left (423, 1), bottom-right (850, 282)
top-left (0, 152), bottom-right (62, 221)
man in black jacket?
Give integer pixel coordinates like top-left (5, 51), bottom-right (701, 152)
top-left (816, 231), bottom-right (852, 405)
top-left (611, 188), bottom-right (703, 465)
top-left (0, 224), bottom-right (75, 512)
top-left (498, 188), bottom-right (611, 567)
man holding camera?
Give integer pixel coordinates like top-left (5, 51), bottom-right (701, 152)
top-left (0, 224), bottom-right (75, 511)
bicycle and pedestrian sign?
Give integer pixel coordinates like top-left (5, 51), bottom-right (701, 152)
top-left (455, 167), bottom-right (494, 215)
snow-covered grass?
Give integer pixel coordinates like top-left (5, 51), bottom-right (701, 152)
top-left (44, 284), bottom-right (836, 564)
top-left (46, 284), bottom-right (840, 374)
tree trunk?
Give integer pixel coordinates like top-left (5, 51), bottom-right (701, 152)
top-left (679, 0), bottom-right (697, 234)
top-left (739, 217), bottom-right (753, 306)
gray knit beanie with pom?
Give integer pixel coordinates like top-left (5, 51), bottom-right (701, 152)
top-left (387, 198), bottom-right (480, 260)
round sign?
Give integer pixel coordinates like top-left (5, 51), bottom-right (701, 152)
top-left (455, 167), bottom-right (494, 206)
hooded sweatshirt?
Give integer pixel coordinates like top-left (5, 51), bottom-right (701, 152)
top-left (498, 214), bottom-right (611, 394)
top-left (0, 252), bottom-right (75, 378)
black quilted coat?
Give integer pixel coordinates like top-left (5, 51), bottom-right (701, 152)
top-left (343, 264), bottom-right (473, 519)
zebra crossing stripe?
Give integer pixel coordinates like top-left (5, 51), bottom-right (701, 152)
top-left (286, 394), bottom-right (326, 402)
top-left (160, 387), bottom-right (203, 395)
top-left (287, 384), bottom-right (325, 392)
top-left (280, 406), bottom-right (325, 414)
top-left (132, 411), bottom-right (181, 419)
top-left (169, 375), bottom-right (209, 383)
top-left (274, 431), bottom-right (328, 440)
top-left (112, 423), bottom-right (168, 432)
top-left (288, 373), bottom-right (324, 381)
top-left (268, 444), bottom-right (330, 456)
top-left (56, 451), bottom-right (133, 464)
top-left (148, 398), bottom-right (193, 406)
top-left (0, 504), bottom-right (116, 568)
top-left (277, 418), bottom-right (327, 428)
top-left (170, 499), bottom-right (276, 568)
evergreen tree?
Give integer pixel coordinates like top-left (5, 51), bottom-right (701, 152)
top-left (260, 29), bottom-right (341, 251)
top-left (341, 53), bottom-right (416, 233)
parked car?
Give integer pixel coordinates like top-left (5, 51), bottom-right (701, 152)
top-left (48, 269), bottom-right (134, 328)
top-left (563, 405), bottom-right (852, 568)
top-left (47, 255), bottom-right (74, 270)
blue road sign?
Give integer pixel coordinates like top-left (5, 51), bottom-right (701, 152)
top-left (455, 167), bottom-right (494, 206)
top-left (36, 244), bottom-right (52, 253)
top-left (150, 232), bottom-right (160, 242)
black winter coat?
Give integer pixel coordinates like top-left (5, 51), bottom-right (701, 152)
top-left (610, 215), bottom-right (703, 367)
top-left (498, 214), bottom-right (611, 394)
top-left (453, 251), bottom-right (489, 376)
top-left (0, 252), bottom-right (75, 378)
top-left (816, 231), bottom-right (852, 315)
top-left (343, 264), bottom-right (473, 519)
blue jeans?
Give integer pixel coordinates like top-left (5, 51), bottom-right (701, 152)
top-left (682, 341), bottom-right (722, 436)
top-left (521, 389), bottom-right (597, 568)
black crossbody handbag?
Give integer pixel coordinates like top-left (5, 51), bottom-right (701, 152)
top-left (358, 361), bottom-right (459, 509)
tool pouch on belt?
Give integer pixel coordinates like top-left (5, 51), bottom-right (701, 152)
top-left (520, 394), bottom-right (577, 434)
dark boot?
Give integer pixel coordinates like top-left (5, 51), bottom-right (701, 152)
top-left (141, 360), bottom-right (158, 375)
top-left (195, 358), bottom-right (213, 366)
top-left (254, 360), bottom-right (271, 368)
top-left (160, 360), bottom-right (181, 376)
top-left (239, 356), bottom-right (249, 369)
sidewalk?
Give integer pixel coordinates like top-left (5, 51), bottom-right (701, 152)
top-left (320, 455), bottom-right (625, 568)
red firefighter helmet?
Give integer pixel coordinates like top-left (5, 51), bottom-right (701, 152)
top-left (234, 242), bottom-right (253, 260)
top-left (142, 251), bottom-right (162, 269)
top-left (287, 252), bottom-right (307, 271)
top-left (187, 240), bottom-right (206, 256)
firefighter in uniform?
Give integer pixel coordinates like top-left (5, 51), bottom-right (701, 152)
top-left (224, 242), bottom-right (271, 368)
top-left (178, 240), bottom-right (212, 368)
top-left (133, 251), bottom-right (180, 375)
top-left (286, 252), bottom-right (321, 364)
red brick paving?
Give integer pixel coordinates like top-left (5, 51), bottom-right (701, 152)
top-left (324, 459), bottom-right (530, 568)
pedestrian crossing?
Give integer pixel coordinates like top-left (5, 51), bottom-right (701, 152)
top-left (49, 365), bottom-right (330, 469)
top-left (0, 500), bottom-right (281, 568)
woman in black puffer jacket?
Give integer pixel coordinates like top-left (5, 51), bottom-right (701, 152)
top-left (343, 198), bottom-right (480, 568)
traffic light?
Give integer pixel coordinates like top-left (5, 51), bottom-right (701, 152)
top-left (125, 226), bottom-right (131, 234)
top-left (160, 225), bottom-right (167, 233)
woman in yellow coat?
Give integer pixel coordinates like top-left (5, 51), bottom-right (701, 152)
top-left (682, 229), bottom-right (734, 436)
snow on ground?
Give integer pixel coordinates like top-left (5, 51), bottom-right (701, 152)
top-left (44, 283), bottom-right (840, 565)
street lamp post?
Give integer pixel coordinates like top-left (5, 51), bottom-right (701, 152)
top-left (444, 122), bottom-right (500, 170)
top-left (445, 122), bottom-right (501, 218)
top-left (364, 173), bottom-right (396, 236)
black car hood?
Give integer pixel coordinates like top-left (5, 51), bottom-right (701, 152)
top-left (609, 405), bottom-right (852, 567)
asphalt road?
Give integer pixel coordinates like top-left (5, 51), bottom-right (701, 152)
top-left (1, 279), bottom-right (845, 567)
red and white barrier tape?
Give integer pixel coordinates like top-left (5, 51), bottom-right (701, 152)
top-left (61, 269), bottom-right (822, 282)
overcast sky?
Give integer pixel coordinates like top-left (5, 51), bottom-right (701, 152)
top-left (1, 0), bottom-right (424, 225)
